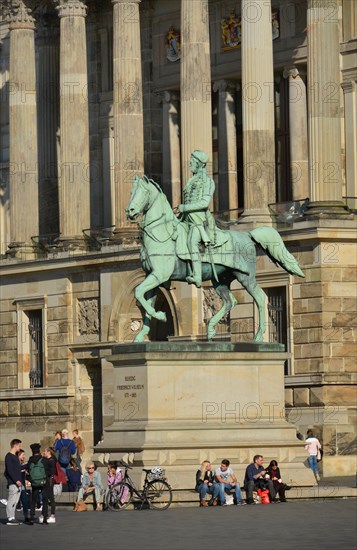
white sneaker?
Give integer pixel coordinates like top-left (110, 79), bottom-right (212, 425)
top-left (38, 515), bottom-right (44, 524)
top-left (0, 499), bottom-right (8, 506)
top-left (47, 516), bottom-right (56, 523)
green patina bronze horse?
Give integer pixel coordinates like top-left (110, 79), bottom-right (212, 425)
top-left (126, 175), bottom-right (304, 343)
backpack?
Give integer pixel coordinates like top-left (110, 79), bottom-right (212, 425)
top-left (53, 461), bottom-right (67, 485)
top-left (58, 440), bottom-right (72, 466)
top-left (29, 458), bottom-right (47, 487)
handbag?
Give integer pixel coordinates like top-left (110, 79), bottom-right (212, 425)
top-left (317, 449), bottom-right (323, 462)
top-left (257, 489), bottom-right (270, 504)
top-left (53, 483), bottom-right (62, 497)
top-left (74, 499), bottom-right (88, 512)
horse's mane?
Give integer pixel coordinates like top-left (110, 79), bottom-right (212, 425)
top-left (143, 175), bottom-right (177, 221)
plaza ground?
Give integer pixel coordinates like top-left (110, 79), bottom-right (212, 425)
top-left (0, 498), bottom-right (356, 550)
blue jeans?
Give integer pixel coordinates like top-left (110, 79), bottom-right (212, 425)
top-left (20, 485), bottom-right (29, 517)
top-left (217, 482), bottom-right (243, 504)
top-left (308, 455), bottom-right (319, 475)
top-left (197, 483), bottom-right (220, 501)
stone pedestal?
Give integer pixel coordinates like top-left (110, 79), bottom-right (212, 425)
top-left (99, 343), bottom-right (315, 488)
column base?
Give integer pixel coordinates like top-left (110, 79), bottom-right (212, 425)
top-left (304, 201), bottom-right (354, 220)
top-left (5, 242), bottom-right (37, 260)
top-left (238, 208), bottom-right (273, 227)
top-left (57, 236), bottom-right (88, 252)
top-left (111, 226), bottom-right (140, 245)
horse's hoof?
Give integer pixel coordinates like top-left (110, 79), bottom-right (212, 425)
top-left (134, 334), bottom-right (145, 343)
top-left (253, 333), bottom-right (263, 342)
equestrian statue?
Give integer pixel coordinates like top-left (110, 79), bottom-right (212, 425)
top-left (125, 150), bottom-right (304, 343)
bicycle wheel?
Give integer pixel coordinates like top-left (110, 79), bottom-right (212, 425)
top-left (145, 479), bottom-right (173, 510)
top-left (106, 483), bottom-right (133, 511)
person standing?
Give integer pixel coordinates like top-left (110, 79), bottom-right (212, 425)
top-left (4, 438), bottom-right (23, 525)
top-left (305, 429), bottom-right (322, 481)
top-left (42, 448), bottom-right (57, 523)
top-left (27, 443), bottom-right (52, 525)
top-left (55, 429), bottom-right (76, 475)
top-left (72, 429), bottom-right (85, 466)
top-left (16, 449), bottom-right (31, 523)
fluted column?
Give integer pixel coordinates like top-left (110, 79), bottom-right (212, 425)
top-left (112, 0), bottom-right (144, 231)
top-left (56, 0), bottom-right (90, 243)
top-left (180, 0), bottom-right (212, 182)
top-left (35, 8), bottom-right (60, 236)
top-left (8, 1), bottom-right (39, 255)
top-left (306, 0), bottom-right (348, 217)
top-left (283, 67), bottom-right (309, 200)
top-left (213, 80), bottom-right (239, 214)
top-left (240, 0), bottom-right (276, 224)
top-left (158, 91), bottom-right (181, 207)
top-left (342, 80), bottom-right (357, 209)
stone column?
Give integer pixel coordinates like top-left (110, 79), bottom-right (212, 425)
top-left (283, 67), bottom-right (309, 200)
top-left (8, 1), bottom-right (39, 255)
top-left (158, 91), bottom-right (181, 207)
top-left (306, 0), bottom-right (349, 217)
top-left (342, 80), bottom-right (357, 209)
top-left (180, 0), bottom-right (213, 182)
top-left (56, 0), bottom-right (90, 243)
top-left (213, 80), bottom-right (239, 214)
top-left (240, 0), bottom-right (276, 225)
top-left (35, 8), bottom-right (60, 236)
top-left (112, 0), bottom-right (144, 232)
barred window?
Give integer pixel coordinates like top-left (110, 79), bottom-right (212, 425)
top-left (28, 310), bottom-right (44, 388)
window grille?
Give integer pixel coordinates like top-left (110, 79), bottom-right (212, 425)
top-left (28, 310), bottom-right (43, 388)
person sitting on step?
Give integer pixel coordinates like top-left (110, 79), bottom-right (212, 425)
top-left (195, 460), bottom-right (220, 507)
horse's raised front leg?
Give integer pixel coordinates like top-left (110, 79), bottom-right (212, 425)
top-left (235, 272), bottom-right (266, 341)
top-left (134, 273), bottom-right (167, 322)
top-left (134, 289), bottom-right (157, 343)
top-left (207, 283), bottom-right (237, 341)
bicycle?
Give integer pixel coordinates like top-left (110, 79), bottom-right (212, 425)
top-left (105, 462), bottom-right (173, 511)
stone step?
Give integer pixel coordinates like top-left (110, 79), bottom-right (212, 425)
top-left (55, 484), bottom-right (357, 510)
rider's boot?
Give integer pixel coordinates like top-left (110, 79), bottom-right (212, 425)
top-left (186, 258), bottom-right (202, 288)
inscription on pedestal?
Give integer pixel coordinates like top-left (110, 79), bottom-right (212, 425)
top-left (114, 367), bottom-right (147, 422)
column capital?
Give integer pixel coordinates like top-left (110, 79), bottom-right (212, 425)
top-left (8, 1), bottom-right (35, 31)
top-left (55, 0), bottom-right (87, 18)
top-left (212, 80), bottom-right (238, 94)
top-left (156, 90), bottom-right (180, 104)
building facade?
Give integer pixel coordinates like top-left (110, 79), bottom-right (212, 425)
top-left (0, 0), bottom-right (356, 475)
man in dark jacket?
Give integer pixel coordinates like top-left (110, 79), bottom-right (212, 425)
top-left (243, 454), bottom-right (276, 504)
top-left (27, 443), bottom-right (53, 525)
top-left (4, 438), bottom-right (22, 525)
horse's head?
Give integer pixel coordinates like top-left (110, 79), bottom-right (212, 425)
top-left (125, 175), bottom-right (158, 221)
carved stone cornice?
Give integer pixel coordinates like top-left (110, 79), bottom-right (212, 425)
top-left (212, 80), bottom-right (237, 94)
top-left (55, 0), bottom-right (87, 18)
top-left (8, 1), bottom-right (35, 31)
top-left (112, 0), bottom-right (140, 4)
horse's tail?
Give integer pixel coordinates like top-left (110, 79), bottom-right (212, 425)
top-left (249, 227), bottom-right (305, 278)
